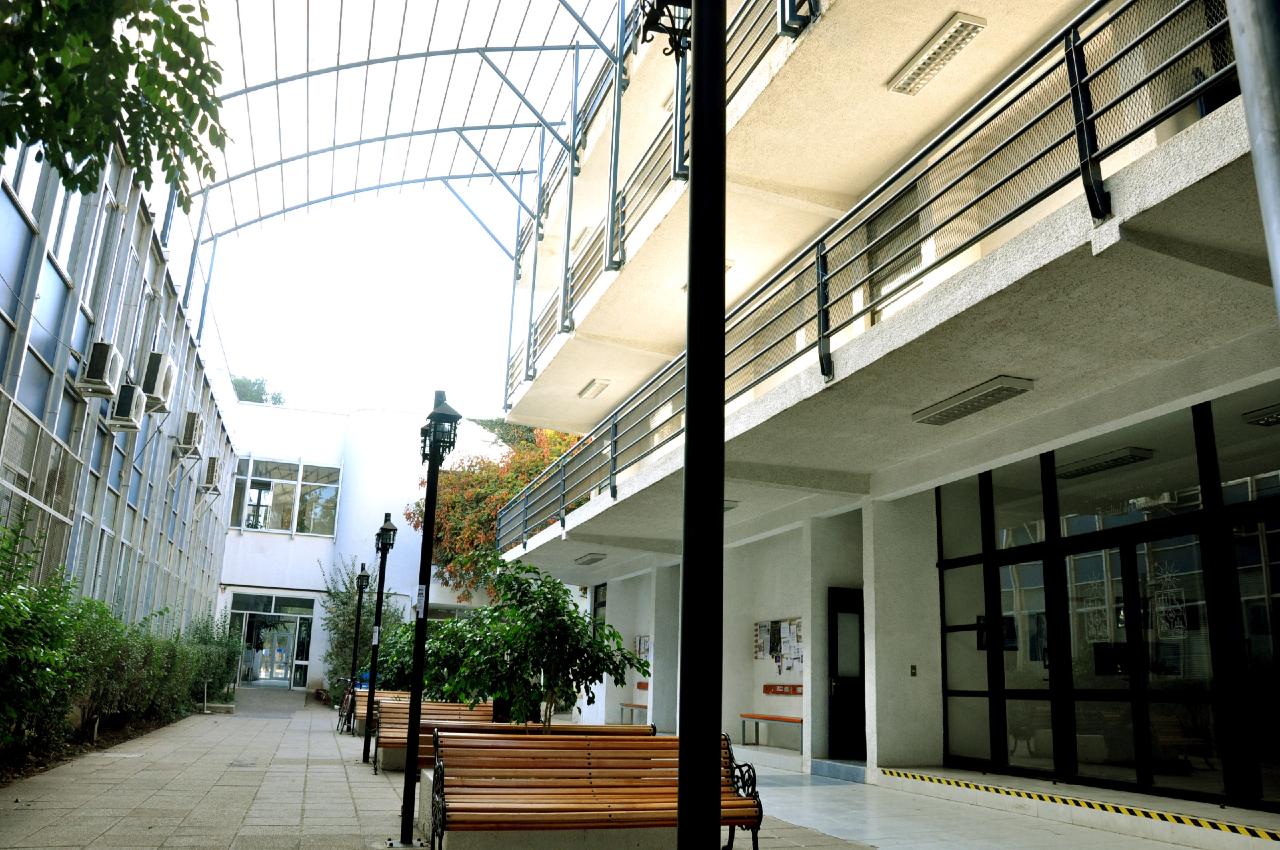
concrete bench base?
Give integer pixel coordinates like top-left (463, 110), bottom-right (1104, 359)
top-left (379, 746), bottom-right (406, 772)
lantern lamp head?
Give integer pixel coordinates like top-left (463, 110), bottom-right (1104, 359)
top-left (376, 512), bottom-right (398, 553)
top-left (420, 391), bottom-right (462, 464)
top-left (639, 0), bottom-right (691, 58)
top-left (357, 562), bottom-right (370, 591)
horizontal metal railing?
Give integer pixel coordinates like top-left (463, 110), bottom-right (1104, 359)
top-left (506, 0), bottom-right (787, 399)
top-left (498, 0), bottom-right (1238, 549)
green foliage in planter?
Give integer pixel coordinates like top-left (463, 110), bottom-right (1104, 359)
top-left (0, 0), bottom-right (226, 209)
top-left (319, 557), bottom-right (405, 690)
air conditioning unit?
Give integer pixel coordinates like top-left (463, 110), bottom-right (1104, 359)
top-left (177, 411), bottom-right (205, 457)
top-left (108, 384), bottom-right (146, 431)
top-left (141, 352), bottom-right (177, 413)
top-left (200, 457), bottom-right (221, 495)
top-left (76, 342), bottom-right (124, 398)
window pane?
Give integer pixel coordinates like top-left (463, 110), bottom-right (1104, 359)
top-left (1076, 701), bottom-right (1136, 783)
top-left (274, 596), bottom-right (314, 615)
top-left (1139, 537), bottom-right (1212, 691)
top-left (943, 563), bottom-right (984, 627)
top-left (1149, 702), bottom-right (1221, 795)
top-left (947, 696), bottom-right (990, 760)
top-left (1000, 561), bottom-right (1048, 690)
top-left (231, 592), bottom-right (272, 612)
top-left (1068, 548), bottom-right (1128, 689)
top-left (297, 484), bottom-right (337, 535)
top-left (230, 477), bottom-right (245, 528)
top-left (0, 190), bottom-right (32, 319)
top-left (939, 477), bottom-right (981, 559)
top-left (246, 479), bottom-right (295, 531)
top-left (1233, 517), bottom-right (1280, 801)
top-left (89, 427), bottom-right (107, 474)
top-left (1006, 699), bottom-right (1052, 770)
top-left (17, 349), bottom-right (51, 415)
top-left (1213, 380), bottom-right (1280, 504)
top-left (108, 445), bottom-right (125, 492)
top-left (236, 458), bottom-right (249, 475)
top-left (55, 388), bottom-right (79, 444)
top-left (302, 464), bottom-right (340, 485)
top-left (295, 617), bottom-right (312, 661)
top-left (993, 457), bottom-right (1043, 549)
top-left (30, 259), bottom-right (67, 363)
top-left (945, 630), bottom-right (986, 691)
top-left (251, 460), bottom-right (298, 481)
top-left (1058, 409), bottom-right (1200, 534)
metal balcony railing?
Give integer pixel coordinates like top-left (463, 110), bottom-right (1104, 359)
top-left (506, 0), bottom-right (792, 398)
top-left (499, 0), bottom-right (1238, 551)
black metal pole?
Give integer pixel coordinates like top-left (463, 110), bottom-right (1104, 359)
top-left (401, 450), bottom-right (443, 844)
top-left (346, 565), bottom-right (367, 733)
top-left (677, 0), bottom-right (725, 846)
top-left (363, 531), bottom-right (391, 763)
top-left (1223, 0), bottom-right (1280, 305)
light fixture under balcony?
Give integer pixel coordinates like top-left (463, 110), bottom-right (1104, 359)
top-left (1056, 447), bottom-right (1155, 480)
top-left (578, 378), bottom-right (611, 400)
top-left (574, 552), bottom-right (607, 566)
top-left (1242, 402), bottom-right (1280, 426)
top-left (912, 376), bottom-right (1032, 425)
top-left (890, 12), bottom-right (986, 95)
top-left (723, 500), bottom-right (740, 512)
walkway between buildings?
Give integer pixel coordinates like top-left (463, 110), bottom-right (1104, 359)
top-left (0, 690), bottom-right (1192, 849)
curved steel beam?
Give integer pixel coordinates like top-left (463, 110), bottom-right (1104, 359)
top-left (202, 122), bottom-right (558, 191)
top-left (203, 169), bottom-right (535, 242)
top-left (218, 44), bottom-right (592, 101)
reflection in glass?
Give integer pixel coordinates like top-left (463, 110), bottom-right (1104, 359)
top-left (246, 479), bottom-right (296, 531)
top-left (1233, 518), bottom-right (1279, 802)
top-left (1149, 702), bottom-right (1221, 795)
top-left (993, 457), bottom-right (1043, 549)
top-left (940, 476), bottom-right (981, 559)
top-left (230, 478), bottom-right (245, 528)
top-left (1057, 409), bottom-right (1200, 535)
top-left (943, 563), bottom-right (984, 628)
top-left (1213, 380), bottom-right (1280, 504)
top-left (1067, 549), bottom-right (1128, 689)
top-left (1076, 701), bottom-right (1136, 782)
top-left (946, 630), bottom-right (986, 691)
top-left (297, 484), bottom-right (337, 535)
top-left (947, 696), bottom-right (990, 760)
top-left (1006, 699), bottom-right (1052, 770)
top-left (251, 460), bottom-right (299, 480)
top-left (1000, 562), bottom-right (1048, 689)
top-left (1139, 538), bottom-right (1211, 690)
top-left (302, 465), bottom-right (341, 485)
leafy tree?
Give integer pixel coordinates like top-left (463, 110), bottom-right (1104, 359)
top-left (231, 375), bottom-right (285, 405)
top-left (416, 552), bottom-right (647, 726)
top-left (0, 0), bottom-right (226, 209)
top-left (404, 422), bottom-right (577, 602)
top-left (319, 557), bottom-right (404, 690)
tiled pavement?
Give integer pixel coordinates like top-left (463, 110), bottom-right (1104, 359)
top-left (0, 690), bottom-right (1194, 849)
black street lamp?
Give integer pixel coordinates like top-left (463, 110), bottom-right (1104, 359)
top-left (400, 391), bottom-right (461, 846)
top-left (363, 513), bottom-right (397, 763)
top-left (344, 562), bottom-right (370, 733)
top-left (641, 1), bottom-right (725, 846)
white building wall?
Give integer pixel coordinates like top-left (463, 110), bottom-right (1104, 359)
top-left (651, 563), bottom-right (680, 733)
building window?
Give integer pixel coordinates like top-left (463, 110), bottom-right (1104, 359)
top-left (232, 457), bottom-right (340, 536)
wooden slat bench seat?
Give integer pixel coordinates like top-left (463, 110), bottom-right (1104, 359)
top-left (739, 713), bottom-right (802, 747)
top-left (429, 731), bottom-right (762, 850)
top-left (350, 690), bottom-right (410, 735)
top-left (374, 702), bottom-right (494, 772)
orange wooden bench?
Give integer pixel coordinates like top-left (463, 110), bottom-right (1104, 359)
top-left (375, 702), bottom-right (494, 772)
top-left (429, 731), bottom-right (762, 849)
top-left (740, 712), bottom-right (802, 746)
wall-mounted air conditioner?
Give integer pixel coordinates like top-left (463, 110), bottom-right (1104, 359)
top-left (177, 411), bottom-right (205, 457)
top-left (141, 352), bottom-right (177, 413)
top-left (200, 457), bottom-right (221, 495)
top-left (76, 342), bottom-right (124, 398)
top-left (108, 384), bottom-right (146, 431)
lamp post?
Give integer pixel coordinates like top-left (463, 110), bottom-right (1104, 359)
top-left (400, 391), bottom-right (461, 846)
top-left (344, 562), bottom-right (370, 733)
top-left (363, 513), bottom-right (397, 763)
top-left (641, 2), bottom-right (724, 847)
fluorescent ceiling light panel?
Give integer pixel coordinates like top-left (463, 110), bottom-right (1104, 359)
top-left (1242, 403), bottom-right (1280, 426)
top-left (578, 378), bottom-right (610, 400)
top-left (912, 376), bottom-right (1032, 425)
top-left (1056, 447), bottom-right (1154, 480)
top-left (890, 12), bottom-right (986, 95)
top-left (573, 552), bottom-right (606, 565)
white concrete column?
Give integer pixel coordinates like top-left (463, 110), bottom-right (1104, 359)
top-left (651, 563), bottom-right (680, 733)
top-left (863, 492), bottom-right (943, 775)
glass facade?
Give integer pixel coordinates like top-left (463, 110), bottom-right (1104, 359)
top-left (228, 592), bottom-right (316, 689)
top-left (231, 458), bottom-right (341, 536)
top-left (939, 381), bottom-right (1280, 809)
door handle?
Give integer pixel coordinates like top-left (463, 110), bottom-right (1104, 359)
top-left (830, 679), bottom-right (837, 696)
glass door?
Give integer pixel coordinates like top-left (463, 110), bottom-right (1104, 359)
top-left (242, 613), bottom-right (297, 686)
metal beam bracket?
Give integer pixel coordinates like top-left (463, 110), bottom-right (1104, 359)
top-left (1064, 27), bottom-right (1111, 221)
top-left (778, 0), bottom-right (812, 37)
top-left (815, 239), bottom-right (834, 381)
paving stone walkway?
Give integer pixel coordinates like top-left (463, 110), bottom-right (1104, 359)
top-left (1, 690), bottom-right (866, 849)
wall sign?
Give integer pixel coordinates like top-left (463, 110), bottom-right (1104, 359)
top-left (753, 617), bottom-right (803, 673)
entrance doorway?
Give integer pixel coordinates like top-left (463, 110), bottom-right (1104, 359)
top-left (828, 587), bottom-right (866, 760)
top-left (243, 614), bottom-right (296, 686)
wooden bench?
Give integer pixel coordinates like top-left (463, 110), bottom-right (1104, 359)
top-left (375, 702), bottom-right (495, 772)
top-left (429, 731), bottom-right (762, 850)
top-left (350, 690), bottom-right (410, 735)
top-left (739, 713), bottom-right (802, 747)
top-left (619, 702), bottom-right (647, 724)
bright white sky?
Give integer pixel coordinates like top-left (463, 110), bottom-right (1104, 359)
top-left (179, 0), bottom-right (620, 423)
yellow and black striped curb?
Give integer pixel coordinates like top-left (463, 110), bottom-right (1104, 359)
top-left (879, 769), bottom-right (1280, 841)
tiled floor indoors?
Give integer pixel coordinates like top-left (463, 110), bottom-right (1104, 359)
top-left (0, 691), bottom-right (1230, 849)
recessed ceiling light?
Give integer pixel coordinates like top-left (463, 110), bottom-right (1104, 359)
top-left (1056, 447), bottom-right (1154, 480)
top-left (573, 552), bottom-right (606, 565)
top-left (890, 12), bottom-right (986, 95)
top-left (578, 378), bottom-right (610, 400)
top-left (1242, 403), bottom-right (1280, 426)
top-left (912, 376), bottom-right (1032, 425)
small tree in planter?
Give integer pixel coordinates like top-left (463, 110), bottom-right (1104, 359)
top-left (433, 551), bottom-right (648, 726)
